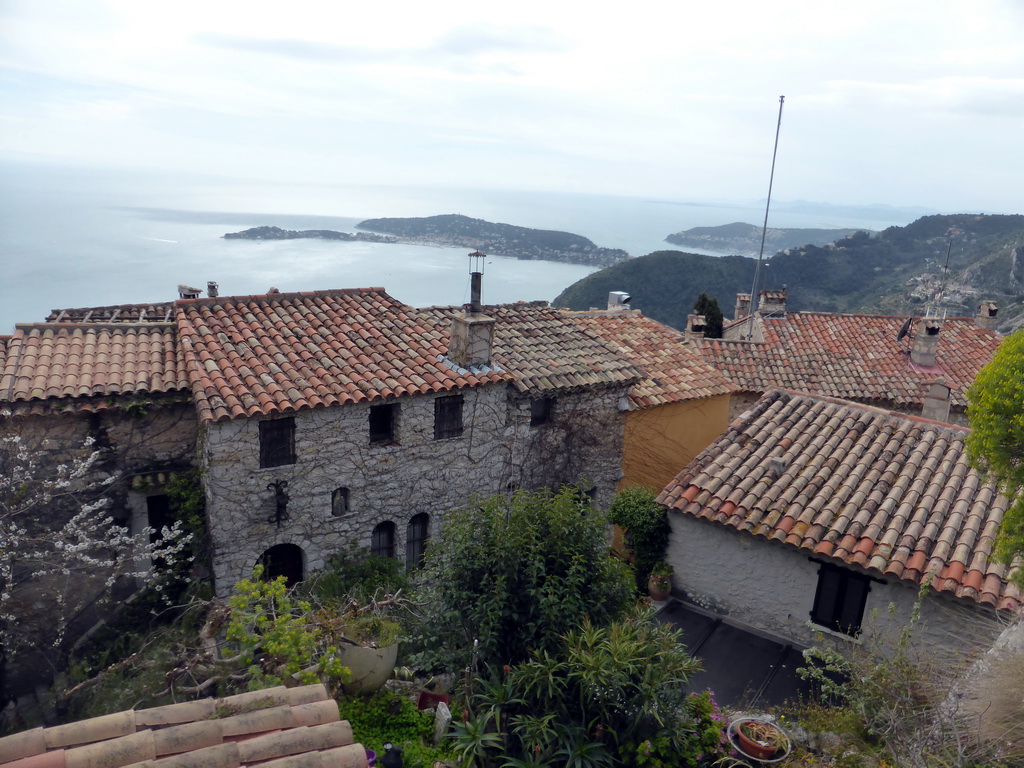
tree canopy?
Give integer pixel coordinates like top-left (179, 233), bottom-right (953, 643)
top-left (692, 292), bottom-right (725, 338)
top-left (966, 328), bottom-right (1024, 575)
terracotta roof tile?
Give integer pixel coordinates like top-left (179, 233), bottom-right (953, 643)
top-left (564, 310), bottom-right (737, 407)
top-left (419, 302), bottom-right (642, 395)
top-left (659, 389), bottom-right (1021, 612)
top-left (0, 323), bottom-right (189, 405)
top-left (45, 302), bottom-right (176, 324)
top-left (700, 313), bottom-right (1001, 411)
top-left (178, 289), bottom-right (511, 422)
top-left (0, 684), bottom-right (368, 768)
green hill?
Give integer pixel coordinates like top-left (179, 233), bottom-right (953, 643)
top-left (357, 213), bottom-right (629, 267)
top-left (554, 214), bottom-right (1024, 332)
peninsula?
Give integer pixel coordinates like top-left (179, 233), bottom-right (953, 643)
top-left (223, 225), bottom-right (397, 243)
top-left (666, 222), bottom-right (867, 257)
top-left (356, 214), bottom-right (629, 267)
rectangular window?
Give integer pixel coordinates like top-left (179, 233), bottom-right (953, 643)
top-left (434, 394), bottom-right (464, 440)
top-left (259, 417), bottom-right (296, 468)
top-left (530, 396), bottom-right (555, 426)
top-left (810, 563), bottom-right (871, 635)
top-left (369, 403), bottom-right (397, 444)
top-left (331, 487), bottom-right (350, 517)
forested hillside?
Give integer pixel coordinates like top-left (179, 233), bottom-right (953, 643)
top-left (555, 214), bottom-right (1024, 332)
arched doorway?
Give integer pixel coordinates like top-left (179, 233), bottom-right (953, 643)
top-left (258, 543), bottom-right (305, 588)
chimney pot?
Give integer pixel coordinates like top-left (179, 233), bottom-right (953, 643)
top-left (910, 318), bottom-right (942, 366)
top-left (977, 301), bottom-right (999, 330)
top-left (178, 284), bottom-right (201, 299)
top-left (607, 291), bottom-right (631, 311)
top-left (734, 293), bottom-right (751, 321)
top-left (207, 281), bottom-right (219, 298)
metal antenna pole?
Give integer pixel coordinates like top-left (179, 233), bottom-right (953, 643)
top-left (745, 95), bottom-right (785, 340)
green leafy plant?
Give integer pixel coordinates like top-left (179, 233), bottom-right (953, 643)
top-left (608, 486), bottom-right (671, 591)
top-left (453, 604), bottom-right (717, 766)
top-left (339, 689), bottom-right (452, 768)
top-left (410, 485), bottom-right (634, 671)
top-left (226, 566), bottom-right (348, 692)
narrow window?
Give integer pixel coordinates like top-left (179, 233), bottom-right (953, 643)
top-left (530, 397), bottom-right (555, 426)
top-left (259, 417), bottom-right (296, 468)
top-left (434, 395), bottom-right (464, 440)
top-left (406, 513), bottom-right (430, 570)
top-left (146, 494), bottom-right (172, 544)
top-left (369, 403), bottom-right (397, 444)
top-left (331, 487), bottom-right (350, 517)
top-left (810, 563), bottom-right (871, 635)
top-left (372, 521), bottom-right (396, 558)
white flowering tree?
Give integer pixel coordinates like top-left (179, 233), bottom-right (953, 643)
top-left (0, 432), bottom-right (192, 671)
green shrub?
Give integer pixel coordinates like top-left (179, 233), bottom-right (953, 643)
top-left (339, 689), bottom-right (452, 768)
top-left (410, 486), bottom-right (634, 672)
top-left (608, 486), bottom-right (671, 590)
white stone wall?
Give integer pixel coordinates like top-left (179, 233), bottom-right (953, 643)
top-left (203, 383), bottom-right (628, 592)
top-left (666, 513), bottom-right (1004, 655)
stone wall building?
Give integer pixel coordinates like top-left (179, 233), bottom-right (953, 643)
top-left (658, 389), bottom-right (1021, 655)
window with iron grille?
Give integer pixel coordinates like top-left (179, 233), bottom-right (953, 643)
top-left (331, 487), bottom-right (350, 517)
top-left (434, 395), bottom-right (464, 439)
top-left (369, 403), bottom-right (397, 444)
top-left (259, 417), bottom-right (296, 468)
top-left (530, 396), bottom-right (555, 426)
top-left (810, 562), bottom-right (871, 635)
top-left (406, 513), bottom-right (430, 570)
top-left (372, 521), bottom-right (396, 558)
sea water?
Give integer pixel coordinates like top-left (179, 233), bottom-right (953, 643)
top-left (0, 160), bottom-right (923, 334)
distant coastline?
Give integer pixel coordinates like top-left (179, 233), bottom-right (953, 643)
top-left (223, 225), bottom-right (397, 243)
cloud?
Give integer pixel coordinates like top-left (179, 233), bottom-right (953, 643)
top-left (193, 33), bottom-right (375, 63)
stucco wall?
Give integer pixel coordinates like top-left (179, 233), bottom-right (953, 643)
top-left (666, 513), bottom-right (1005, 655)
top-left (621, 394), bottom-right (731, 492)
top-left (203, 383), bottom-right (628, 592)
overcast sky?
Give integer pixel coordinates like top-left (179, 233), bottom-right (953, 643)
top-left (2, 0), bottom-right (1022, 213)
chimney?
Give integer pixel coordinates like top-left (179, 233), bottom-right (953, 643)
top-left (449, 251), bottom-right (495, 369)
top-left (685, 313), bottom-right (707, 344)
top-left (607, 291), bottom-right (631, 311)
top-left (207, 281), bottom-right (219, 298)
top-left (921, 378), bottom-right (951, 423)
top-left (759, 286), bottom-right (787, 316)
top-left (178, 284), bottom-right (201, 299)
top-left (910, 318), bottom-right (942, 367)
top-left (977, 301), bottom-right (998, 330)
top-left (734, 293), bottom-right (751, 321)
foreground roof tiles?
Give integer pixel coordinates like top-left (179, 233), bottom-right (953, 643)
top-left (177, 289), bottom-right (510, 422)
top-left (659, 389), bottom-right (1022, 611)
top-left (0, 323), bottom-right (189, 406)
top-left (420, 302), bottom-right (643, 394)
top-left (0, 684), bottom-right (368, 768)
top-left (566, 310), bottom-right (737, 407)
top-left (700, 313), bottom-right (1002, 410)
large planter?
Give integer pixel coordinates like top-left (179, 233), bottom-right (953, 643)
top-left (338, 643), bottom-right (399, 694)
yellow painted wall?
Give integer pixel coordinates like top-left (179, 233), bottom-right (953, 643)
top-left (620, 393), bottom-right (732, 493)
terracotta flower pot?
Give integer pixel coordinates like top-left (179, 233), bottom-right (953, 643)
top-left (647, 574), bottom-right (671, 601)
top-left (735, 720), bottom-right (786, 761)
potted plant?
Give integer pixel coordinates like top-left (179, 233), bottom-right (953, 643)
top-left (647, 561), bottom-right (672, 601)
top-left (733, 717), bottom-right (790, 761)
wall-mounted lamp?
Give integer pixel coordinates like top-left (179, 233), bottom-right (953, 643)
top-left (267, 479), bottom-right (289, 527)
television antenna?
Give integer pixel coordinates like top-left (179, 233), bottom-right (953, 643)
top-left (745, 95), bottom-right (785, 340)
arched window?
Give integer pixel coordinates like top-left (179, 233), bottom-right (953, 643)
top-left (258, 543), bottom-right (304, 588)
top-left (406, 513), bottom-right (430, 571)
top-left (372, 521), bottom-right (396, 558)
